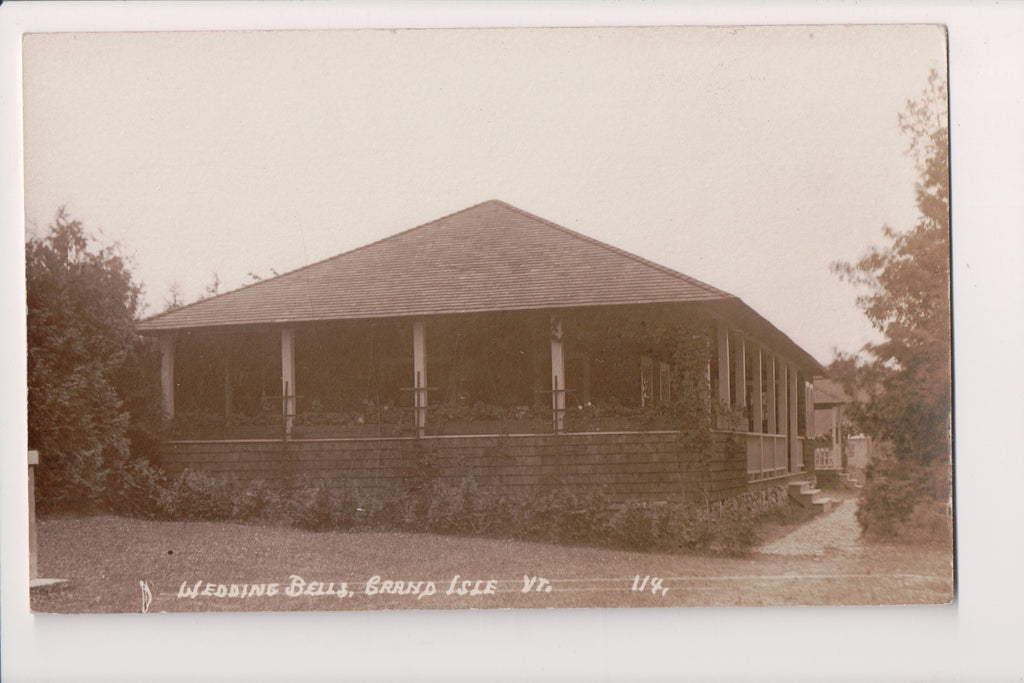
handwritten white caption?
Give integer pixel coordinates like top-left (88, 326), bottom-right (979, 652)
top-left (172, 573), bottom-right (669, 602)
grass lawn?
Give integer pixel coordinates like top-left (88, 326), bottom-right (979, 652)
top-left (30, 510), bottom-right (954, 613)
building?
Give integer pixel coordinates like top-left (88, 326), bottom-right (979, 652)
top-left (810, 377), bottom-right (851, 470)
top-left (137, 200), bottom-right (825, 506)
top-left (811, 377), bottom-right (875, 485)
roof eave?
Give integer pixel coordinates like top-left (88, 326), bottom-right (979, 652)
top-left (708, 298), bottom-right (827, 377)
top-left (136, 296), bottom-right (735, 335)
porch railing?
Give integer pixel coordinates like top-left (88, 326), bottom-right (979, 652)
top-left (814, 446), bottom-right (840, 470)
top-left (746, 433), bottom-right (788, 480)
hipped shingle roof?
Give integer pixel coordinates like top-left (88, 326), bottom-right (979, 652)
top-left (138, 200), bottom-right (734, 330)
top-left (137, 199), bottom-right (824, 374)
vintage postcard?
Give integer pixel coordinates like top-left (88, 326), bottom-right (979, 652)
top-left (21, 23), bottom-right (953, 615)
top-left (11, 6), bottom-right (1006, 680)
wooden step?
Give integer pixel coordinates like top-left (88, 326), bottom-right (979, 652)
top-left (788, 480), bottom-right (836, 512)
top-left (811, 497), bottom-right (836, 514)
top-left (788, 481), bottom-right (820, 508)
top-left (838, 472), bottom-right (863, 490)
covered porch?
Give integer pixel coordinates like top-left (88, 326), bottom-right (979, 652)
top-left (138, 200), bottom-right (824, 501)
top-left (158, 303), bottom-right (706, 438)
top-left (712, 325), bottom-right (813, 481)
top-left (154, 302), bottom-right (817, 485)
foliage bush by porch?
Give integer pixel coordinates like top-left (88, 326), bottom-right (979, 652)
top-left (144, 467), bottom-right (770, 554)
top-left (856, 456), bottom-right (951, 544)
top-left (26, 210), bottom-right (164, 514)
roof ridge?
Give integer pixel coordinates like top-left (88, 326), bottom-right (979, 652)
top-left (137, 200), bottom-right (499, 326)
top-left (489, 200), bottom-right (735, 300)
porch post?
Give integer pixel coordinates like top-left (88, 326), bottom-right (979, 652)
top-left (805, 380), bottom-right (815, 441)
top-left (752, 344), bottom-right (763, 432)
top-left (716, 324), bottom-right (730, 429)
top-left (776, 359), bottom-right (788, 439)
top-left (766, 352), bottom-right (777, 434)
top-left (281, 328), bottom-right (295, 437)
top-left (159, 333), bottom-right (175, 421)
top-left (837, 404), bottom-right (846, 469)
top-left (831, 404), bottom-right (842, 469)
top-left (832, 406), bottom-right (840, 447)
top-left (751, 344), bottom-right (764, 473)
top-left (703, 332), bottom-right (712, 388)
top-left (733, 332), bottom-right (746, 410)
top-left (413, 321), bottom-right (427, 437)
top-left (789, 363), bottom-right (800, 471)
top-left (550, 315), bottom-right (565, 433)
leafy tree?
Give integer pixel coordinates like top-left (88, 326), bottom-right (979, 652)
top-left (832, 69), bottom-right (950, 466)
top-left (831, 70), bottom-right (951, 541)
top-left (163, 281), bottom-right (184, 312)
top-left (26, 209), bottom-right (162, 513)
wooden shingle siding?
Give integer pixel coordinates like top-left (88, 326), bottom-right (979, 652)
top-left (159, 431), bottom-right (751, 505)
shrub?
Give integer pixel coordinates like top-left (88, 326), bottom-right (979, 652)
top-left (230, 477), bottom-right (290, 524)
top-left (857, 456), bottom-right (952, 543)
top-left (282, 475), bottom-right (362, 532)
top-left (470, 486), bottom-right (520, 536)
top-left (527, 487), bottom-right (613, 545)
top-left (708, 507), bottom-right (759, 555)
top-left (609, 501), bottom-right (661, 549)
top-left (27, 210), bottom-right (166, 515)
top-left (418, 480), bottom-right (464, 534)
top-left (601, 501), bottom-right (761, 555)
top-left (128, 458), bottom-right (772, 555)
top-left (157, 468), bottom-right (236, 521)
top-left (102, 452), bottom-right (166, 518)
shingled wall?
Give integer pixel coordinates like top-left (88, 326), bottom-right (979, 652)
top-left (158, 430), bottom-right (752, 504)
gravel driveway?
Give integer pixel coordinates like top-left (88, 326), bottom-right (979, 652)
top-left (756, 496), bottom-right (863, 556)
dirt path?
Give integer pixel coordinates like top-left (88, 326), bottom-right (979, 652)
top-left (756, 497), bottom-right (863, 556)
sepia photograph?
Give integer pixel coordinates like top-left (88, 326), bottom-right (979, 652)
top-left (21, 22), bottom-right (953, 615)
top-left (5, 3), bottom-right (1022, 682)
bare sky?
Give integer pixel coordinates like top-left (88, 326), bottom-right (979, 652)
top-left (22, 25), bottom-right (946, 364)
